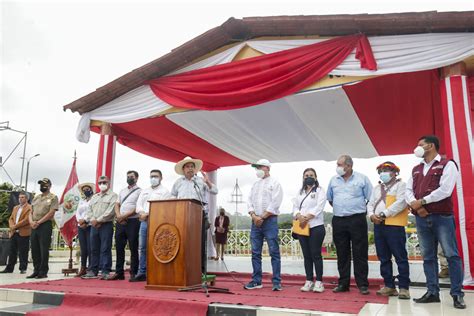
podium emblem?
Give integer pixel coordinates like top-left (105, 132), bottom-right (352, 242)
top-left (153, 223), bottom-right (180, 263)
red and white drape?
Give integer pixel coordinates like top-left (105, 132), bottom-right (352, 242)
top-left (96, 134), bottom-right (117, 190)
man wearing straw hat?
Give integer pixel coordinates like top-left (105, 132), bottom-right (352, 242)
top-left (171, 156), bottom-right (218, 270)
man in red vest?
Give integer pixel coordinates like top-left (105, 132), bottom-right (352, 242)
top-left (406, 135), bottom-right (465, 309)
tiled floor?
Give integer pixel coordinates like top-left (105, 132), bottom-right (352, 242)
top-left (1, 257), bottom-right (472, 315)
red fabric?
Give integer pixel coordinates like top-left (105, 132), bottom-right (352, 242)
top-left (343, 70), bottom-right (444, 155)
top-left (439, 76), bottom-right (474, 281)
top-left (110, 116), bottom-right (247, 171)
top-left (148, 34), bottom-right (377, 110)
top-left (95, 134), bottom-right (116, 190)
top-left (58, 158), bottom-right (79, 247)
top-left (8, 273), bottom-right (387, 315)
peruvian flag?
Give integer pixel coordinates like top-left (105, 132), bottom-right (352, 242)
top-left (54, 154), bottom-right (80, 247)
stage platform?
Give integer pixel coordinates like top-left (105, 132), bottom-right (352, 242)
top-left (0, 258), bottom-right (472, 315)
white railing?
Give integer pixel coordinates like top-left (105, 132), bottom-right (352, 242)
top-left (0, 226), bottom-right (421, 258)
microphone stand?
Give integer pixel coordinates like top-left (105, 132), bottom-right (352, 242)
top-left (178, 177), bottom-right (230, 297)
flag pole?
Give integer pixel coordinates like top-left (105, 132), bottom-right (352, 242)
top-left (62, 150), bottom-right (79, 276)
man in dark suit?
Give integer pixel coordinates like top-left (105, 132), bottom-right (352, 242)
top-left (1, 192), bottom-right (32, 274)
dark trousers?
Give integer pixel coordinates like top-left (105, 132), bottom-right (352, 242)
top-left (90, 222), bottom-right (113, 274)
top-left (332, 213), bottom-right (369, 288)
top-left (374, 224), bottom-right (410, 289)
top-left (298, 224), bottom-right (326, 281)
top-left (115, 218), bottom-right (140, 275)
top-left (6, 233), bottom-right (30, 272)
top-left (30, 221), bottom-right (52, 275)
top-left (77, 225), bottom-right (91, 268)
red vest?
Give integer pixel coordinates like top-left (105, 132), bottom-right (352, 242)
top-left (412, 159), bottom-right (453, 215)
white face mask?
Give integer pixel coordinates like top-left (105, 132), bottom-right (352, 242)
top-left (256, 169), bottom-right (265, 178)
top-left (150, 177), bottom-right (161, 187)
top-left (414, 145), bottom-right (425, 158)
top-left (99, 184), bottom-right (108, 192)
top-left (336, 166), bottom-right (346, 176)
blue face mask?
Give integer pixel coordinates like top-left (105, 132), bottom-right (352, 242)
top-left (379, 172), bottom-right (392, 184)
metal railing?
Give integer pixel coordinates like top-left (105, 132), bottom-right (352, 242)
top-left (0, 226), bottom-right (422, 258)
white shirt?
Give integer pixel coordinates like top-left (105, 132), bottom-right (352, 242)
top-left (406, 154), bottom-right (458, 204)
top-left (367, 180), bottom-right (407, 218)
top-left (292, 187), bottom-right (326, 228)
top-left (171, 176), bottom-right (218, 206)
top-left (247, 176), bottom-right (283, 216)
top-left (15, 205), bottom-right (24, 224)
top-left (118, 185), bottom-right (142, 218)
top-left (136, 185), bottom-right (172, 214)
top-left (76, 199), bottom-right (90, 224)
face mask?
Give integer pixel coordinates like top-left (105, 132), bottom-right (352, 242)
top-left (99, 184), bottom-right (108, 192)
top-left (83, 190), bottom-right (93, 198)
top-left (336, 166), bottom-right (346, 176)
top-left (127, 177), bottom-right (136, 186)
top-left (414, 145), bottom-right (426, 158)
top-left (40, 186), bottom-right (48, 193)
top-left (379, 172), bottom-right (392, 184)
top-left (303, 177), bottom-right (316, 187)
top-left (256, 169), bottom-right (265, 178)
top-left (150, 177), bottom-right (161, 187)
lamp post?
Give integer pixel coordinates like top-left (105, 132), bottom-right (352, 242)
top-left (25, 154), bottom-right (40, 192)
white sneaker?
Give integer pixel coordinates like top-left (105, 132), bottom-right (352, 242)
top-left (300, 280), bottom-right (314, 292)
top-left (313, 281), bottom-right (324, 293)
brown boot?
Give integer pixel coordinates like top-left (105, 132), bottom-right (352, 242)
top-left (438, 267), bottom-right (449, 278)
top-left (398, 288), bottom-right (411, 300)
top-left (75, 267), bottom-right (87, 277)
top-left (376, 287), bottom-right (398, 296)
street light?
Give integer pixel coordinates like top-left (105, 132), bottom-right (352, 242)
top-left (25, 154), bottom-right (40, 192)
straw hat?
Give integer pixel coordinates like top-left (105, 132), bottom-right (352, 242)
top-left (174, 156), bottom-right (203, 175)
top-left (78, 182), bottom-right (95, 193)
top-left (251, 159), bottom-right (272, 168)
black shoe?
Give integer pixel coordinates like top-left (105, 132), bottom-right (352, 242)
top-left (413, 292), bottom-right (440, 303)
top-left (359, 286), bottom-right (370, 295)
top-left (129, 274), bottom-right (146, 282)
top-left (26, 273), bottom-right (38, 279)
top-left (332, 285), bottom-right (350, 293)
top-left (0, 269), bottom-right (13, 273)
top-left (35, 274), bottom-right (48, 279)
top-left (20, 270), bottom-right (26, 274)
top-left (453, 295), bottom-right (466, 309)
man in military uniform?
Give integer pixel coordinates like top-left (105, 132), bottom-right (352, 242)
top-left (27, 178), bottom-right (59, 279)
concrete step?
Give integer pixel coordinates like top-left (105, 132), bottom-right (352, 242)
top-left (0, 289), bottom-right (63, 315)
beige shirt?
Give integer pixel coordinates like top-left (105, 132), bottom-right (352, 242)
top-left (32, 193), bottom-right (59, 221)
top-left (85, 190), bottom-right (118, 223)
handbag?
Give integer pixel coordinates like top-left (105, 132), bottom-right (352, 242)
top-left (291, 189), bottom-right (312, 237)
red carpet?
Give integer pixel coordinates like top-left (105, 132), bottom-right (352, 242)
top-left (3, 272), bottom-right (388, 315)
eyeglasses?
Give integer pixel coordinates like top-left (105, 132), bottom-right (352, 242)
top-left (98, 181), bottom-right (108, 185)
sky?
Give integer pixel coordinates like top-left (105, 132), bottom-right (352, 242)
top-left (1, 0), bottom-right (473, 214)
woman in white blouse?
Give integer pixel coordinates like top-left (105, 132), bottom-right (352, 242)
top-left (75, 183), bottom-right (95, 277)
top-left (293, 168), bottom-right (327, 293)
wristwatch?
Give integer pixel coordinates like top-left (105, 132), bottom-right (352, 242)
top-left (421, 199), bottom-right (427, 206)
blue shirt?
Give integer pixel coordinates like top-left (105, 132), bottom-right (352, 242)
top-left (327, 171), bottom-right (373, 217)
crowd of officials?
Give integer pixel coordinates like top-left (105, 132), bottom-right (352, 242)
top-left (1, 135), bottom-right (466, 309)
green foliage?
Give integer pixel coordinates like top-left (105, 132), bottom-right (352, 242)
top-left (0, 183), bottom-right (14, 228)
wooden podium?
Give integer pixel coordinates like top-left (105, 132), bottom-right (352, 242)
top-left (145, 199), bottom-right (203, 290)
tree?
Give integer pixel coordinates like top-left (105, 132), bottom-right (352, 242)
top-left (0, 182), bottom-right (14, 228)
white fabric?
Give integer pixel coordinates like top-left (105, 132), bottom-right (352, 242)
top-left (135, 185), bottom-right (172, 214)
top-left (75, 199), bottom-right (90, 224)
top-left (118, 185), bottom-right (142, 218)
top-left (167, 86), bottom-right (378, 163)
top-left (170, 43), bottom-right (245, 75)
top-left (406, 154), bottom-right (459, 204)
top-left (15, 205), bottom-right (24, 224)
top-left (247, 176), bottom-right (283, 215)
top-left (292, 187), bottom-right (327, 228)
top-left (247, 33), bottom-right (474, 76)
top-left (367, 181), bottom-right (408, 218)
top-left (76, 85), bottom-right (172, 142)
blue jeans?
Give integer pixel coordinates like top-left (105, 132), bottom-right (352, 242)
top-left (89, 222), bottom-right (113, 274)
top-left (78, 225), bottom-right (91, 268)
top-left (137, 221), bottom-right (148, 276)
top-left (250, 216), bottom-right (281, 285)
top-left (374, 224), bottom-right (410, 289)
top-left (416, 214), bottom-right (464, 297)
